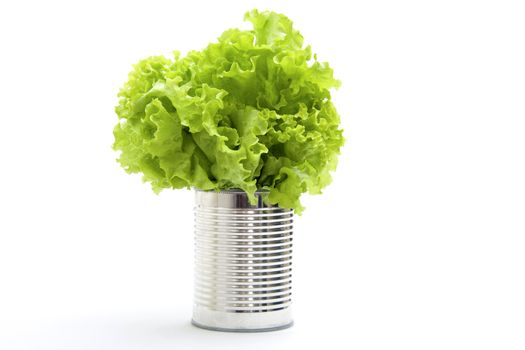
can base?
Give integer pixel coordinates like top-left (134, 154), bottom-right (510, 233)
top-left (191, 319), bottom-right (294, 333)
top-left (192, 305), bottom-right (293, 332)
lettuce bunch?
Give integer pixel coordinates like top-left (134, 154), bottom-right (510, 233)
top-left (113, 10), bottom-right (344, 213)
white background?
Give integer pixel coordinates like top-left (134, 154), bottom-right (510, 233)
top-left (1, 0), bottom-right (524, 349)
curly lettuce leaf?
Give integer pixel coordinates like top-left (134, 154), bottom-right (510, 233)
top-left (113, 9), bottom-right (345, 214)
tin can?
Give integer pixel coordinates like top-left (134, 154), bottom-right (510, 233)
top-left (192, 189), bottom-right (294, 332)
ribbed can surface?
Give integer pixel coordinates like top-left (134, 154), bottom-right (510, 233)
top-left (192, 189), bottom-right (294, 332)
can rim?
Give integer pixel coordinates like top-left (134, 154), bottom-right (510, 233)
top-left (194, 188), bottom-right (270, 194)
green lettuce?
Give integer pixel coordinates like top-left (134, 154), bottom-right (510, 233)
top-left (113, 9), bottom-right (344, 213)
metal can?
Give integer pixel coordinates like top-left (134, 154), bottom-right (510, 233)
top-left (192, 189), bottom-right (294, 332)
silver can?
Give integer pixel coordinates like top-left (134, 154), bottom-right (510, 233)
top-left (192, 189), bottom-right (294, 332)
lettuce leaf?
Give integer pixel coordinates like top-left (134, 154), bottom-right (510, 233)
top-left (113, 9), bottom-right (345, 214)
